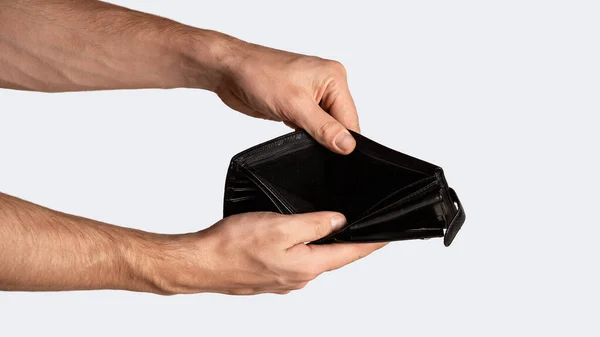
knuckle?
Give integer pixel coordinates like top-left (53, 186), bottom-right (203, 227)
top-left (317, 120), bottom-right (341, 141)
top-left (258, 211), bottom-right (282, 221)
top-left (249, 212), bottom-right (280, 229)
top-left (268, 222), bottom-right (289, 242)
top-left (307, 269), bottom-right (320, 281)
top-left (246, 213), bottom-right (288, 244)
top-left (313, 221), bottom-right (328, 240)
top-left (299, 264), bottom-right (321, 281)
top-left (287, 261), bottom-right (319, 282)
top-left (292, 282), bottom-right (309, 290)
top-left (271, 220), bottom-right (287, 234)
top-left (274, 275), bottom-right (290, 287)
top-left (327, 60), bottom-right (347, 77)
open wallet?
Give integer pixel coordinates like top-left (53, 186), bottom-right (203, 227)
top-left (223, 130), bottom-right (465, 246)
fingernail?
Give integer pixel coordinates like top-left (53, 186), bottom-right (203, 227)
top-left (334, 131), bottom-right (355, 153)
top-left (330, 214), bottom-right (346, 231)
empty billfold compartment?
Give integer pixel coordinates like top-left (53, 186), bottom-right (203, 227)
top-left (224, 131), bottom-right (465, 246)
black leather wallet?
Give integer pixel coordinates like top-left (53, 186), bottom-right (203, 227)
top-left (223, 131), bottom-right (465, 246)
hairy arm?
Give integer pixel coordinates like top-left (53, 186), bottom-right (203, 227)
top-left (0, 0), bottom-right (228, 92)
top-left (0, 192), bottom-right (169, 292)
top-left (0, 192), bottom-right (383, 294)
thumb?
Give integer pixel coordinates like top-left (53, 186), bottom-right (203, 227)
top-left (292, 100), bottom-right (356, 155)
top-left (286, 211), bottom-right (347, 244)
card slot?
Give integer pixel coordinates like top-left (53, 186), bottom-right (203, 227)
top-left (230, 179), bottom-right (252, 185)
top-left (350, 191), bottom-right (442, 230)
top-left (226, 196), bottom-right (257, 202)
top-left (313, 192), bottom-right (444, 243)
top-left (341, 195), bottom-right (446, 243)
top-left (226, 187), bottom-right (257, 192)
top-left (351, 175), bottom-right (436, 222)
top-left (223, 169), bottom-right (283, 215)
top-left (349, 179), bottom-right (440, 228)
top-left (225, 187), bottom-right (259, 201)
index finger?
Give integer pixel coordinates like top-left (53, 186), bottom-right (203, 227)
top-left (322, 80), bottom-right (360, 133)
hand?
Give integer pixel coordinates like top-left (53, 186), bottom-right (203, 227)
top-left (213, 39), bottom-right (360, 154)
top-left (0, 0), bottom-right (359, 153)
top-left (154, 212), bottom-right (386, 295)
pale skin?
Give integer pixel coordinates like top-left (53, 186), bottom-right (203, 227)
top-left (0, 0), bottom-right (386, 295)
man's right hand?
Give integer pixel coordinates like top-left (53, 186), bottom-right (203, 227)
top-left (151, 212), bottom-right (386, 295)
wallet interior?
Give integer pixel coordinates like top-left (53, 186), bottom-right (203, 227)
top-left (224, 131), bottom-right (465, 246)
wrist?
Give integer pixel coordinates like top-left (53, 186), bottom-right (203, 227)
top-left (121, 231), bottom-right (215, 295)
top-left (113, 231), bottom-right (179, 295)
top-left (172, 28), bottom-right (248, 92)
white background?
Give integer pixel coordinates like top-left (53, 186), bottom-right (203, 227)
top-left (1, 0), bottom-right (599, 336)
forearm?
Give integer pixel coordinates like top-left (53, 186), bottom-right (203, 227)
top-left (0, 192), bottom-right (174, 293)
top-left (0, 0), bottom-right (234, 92)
